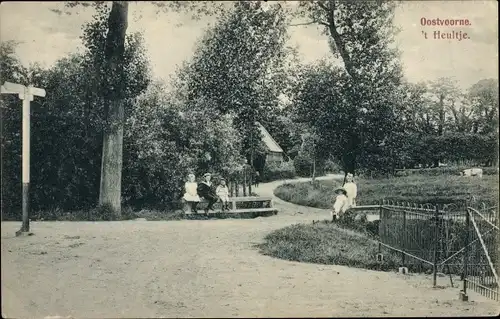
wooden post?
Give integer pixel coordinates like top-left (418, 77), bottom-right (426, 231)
top-left (433, 206), bottom-right (439, 287)
top-left (402, 210), bottom-right (407, 267)
top-left (462, 203), bottom-right (470, 298)
top-left (248, 169), bottom-right (252, 196)
top-left (2, 82), bottom-right (46, 236)
top-left (235, 175), bottom-right (240, 197)
top-left (243, 172), bottom-right (247, 197)
top-left (21, 95), bottom-right (31, 233)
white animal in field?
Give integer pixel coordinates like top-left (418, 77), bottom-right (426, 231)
top-left (460, 168), bottom-right (483, 178)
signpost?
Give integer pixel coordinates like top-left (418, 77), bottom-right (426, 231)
top-left (1, 81), bottom-right (46, 236)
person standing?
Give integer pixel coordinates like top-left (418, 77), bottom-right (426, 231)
top-left (197, 173), bottom-right (218, 213)
top-left (343, 172), bottom-right (357, 207)
top-left (254, 170), bottom-right (260, 188)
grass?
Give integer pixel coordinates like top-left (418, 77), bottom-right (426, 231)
top-left (257, 222), bottom-right (400, 271)
top-left (274, 174), bottom-right (499, 209)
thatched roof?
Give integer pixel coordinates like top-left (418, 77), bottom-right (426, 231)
top-left (256, 122), bottom-right (283, 153)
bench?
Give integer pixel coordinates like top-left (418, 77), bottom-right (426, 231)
top-left (349, 205), bottom-right (381, 211)
top-left (183, 196), bottom-right (278, 216)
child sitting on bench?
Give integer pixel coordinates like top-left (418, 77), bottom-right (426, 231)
top-left (331, 187), bottom-right (349, 221)
top-left (182, 173), bottom-right (200, 213)
top-left (216, 178), bottom-right (230, 211)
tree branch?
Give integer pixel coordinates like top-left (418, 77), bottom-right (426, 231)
top-left (289, 20), bottom-right (329, 27)
top-left (325, 0), bottom-right (356, 79)
top-left (316, 0), bottom-right (328, 11)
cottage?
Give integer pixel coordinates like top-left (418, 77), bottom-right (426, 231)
top-left (256, 122), bottom-right (284, 165)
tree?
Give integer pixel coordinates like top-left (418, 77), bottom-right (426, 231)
top-left (466, 78), bottom-right (499, 135)
top-left (289, 0), bottom-right (403, 176)
top-left (60, 2), bottom-right (151, 217)
top-left (59, 1), bottom-right (231, 216)
top-left (426, 77), bottom-right (463, 137)
top-left (174, 1), bottom-right (292, 168)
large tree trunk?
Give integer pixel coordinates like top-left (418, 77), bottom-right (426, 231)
top-left (99, 100), bottom-right (125, 214)
top-left (99, 1), bottom-right (129, 217)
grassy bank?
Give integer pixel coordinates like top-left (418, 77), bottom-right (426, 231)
top-left (274, 174), bottom-right (499, 209)
top-left (257, 222), bottom-right (400, 271)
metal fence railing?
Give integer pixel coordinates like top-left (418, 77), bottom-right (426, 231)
top-left (378, 200), bottom-right (499, 301)
top-left (463, 205), bottom-right (499, 301)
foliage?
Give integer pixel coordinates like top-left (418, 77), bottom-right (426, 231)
top-left (293, 152), bottom-right (314, 177)
top-left (396, 77), bottom-right (499, 168)
top-left (274, 174), bottom-right (499, 209)
top-left (1, 10), bottom-right (150, 219)
top-left (122, 82), bottom-right (244, 209)
top-left (291, 0), bottom-right (404, 175)
top-left (288, 2), bottom-right (496, 175)
top-left (405, 133), bottom-right (497, 168)
top-left (465, 78), bottom-right (499, 135)
top-left (261, 160), bottom-right (296, 182)
top-left (178, 1), bottom-right (295, 162)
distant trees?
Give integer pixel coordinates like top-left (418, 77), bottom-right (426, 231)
top-left (289, 0), bottom-right (497, 175)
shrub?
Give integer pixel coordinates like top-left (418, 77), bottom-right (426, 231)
top-left (293, 153), bottom-right (313, 177)
top-left (257, 222), bottom-right (400, 271)
top-left (261, 161), bottom-right (296, 182)
top-left (323, 159), bottom-right (342, 174)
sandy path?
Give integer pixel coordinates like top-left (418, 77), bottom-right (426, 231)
top-left (2, 176), bottom-right (499, 318)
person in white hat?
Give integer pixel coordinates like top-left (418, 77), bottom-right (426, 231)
top-left (331, 186), bottom-right (349, 221)
top-left (343, 173), bottom-right (357, 207)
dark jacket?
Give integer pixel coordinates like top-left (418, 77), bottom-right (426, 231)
top-left (197, 182), bottom-right (217, 200)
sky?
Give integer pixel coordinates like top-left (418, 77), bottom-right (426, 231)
top-left (0, 1), bottom-right (498, 90)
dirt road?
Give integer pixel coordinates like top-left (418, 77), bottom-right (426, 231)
top-left (2, 176), bottom-right (498, 318)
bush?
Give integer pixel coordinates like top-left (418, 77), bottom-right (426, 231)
top-left (261, 161), bottom-right (296, 182)
top-left (293, 153), bottom-right (313, 177)
top-left (257, 222), bottom-right (400, 271)
top-left (400, 133), bottom-right (498, 169)
top-left (323, 159), bottom-right (342, 174)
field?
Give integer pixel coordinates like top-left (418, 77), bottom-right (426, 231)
top-left (274, 174), bottom-right (499, 209)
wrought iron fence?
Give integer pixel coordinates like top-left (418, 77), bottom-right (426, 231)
top-left (378, 200), bottom-right (499, 301)
top-left (463, 205), bottom-right (499, 301)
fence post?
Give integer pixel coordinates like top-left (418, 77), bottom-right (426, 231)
top-left (379, 200), bottom-right (384, 238)
top-left (461, 202), bottom-right (470, 300)
top-left (402, 210), bottom-right (407, 267)
top-left (248, 171), bottom-right (252, 195)
top-left (433, 205), bottom-right (439, 287)
top-left (243, 172), bottom-right (247, 197)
